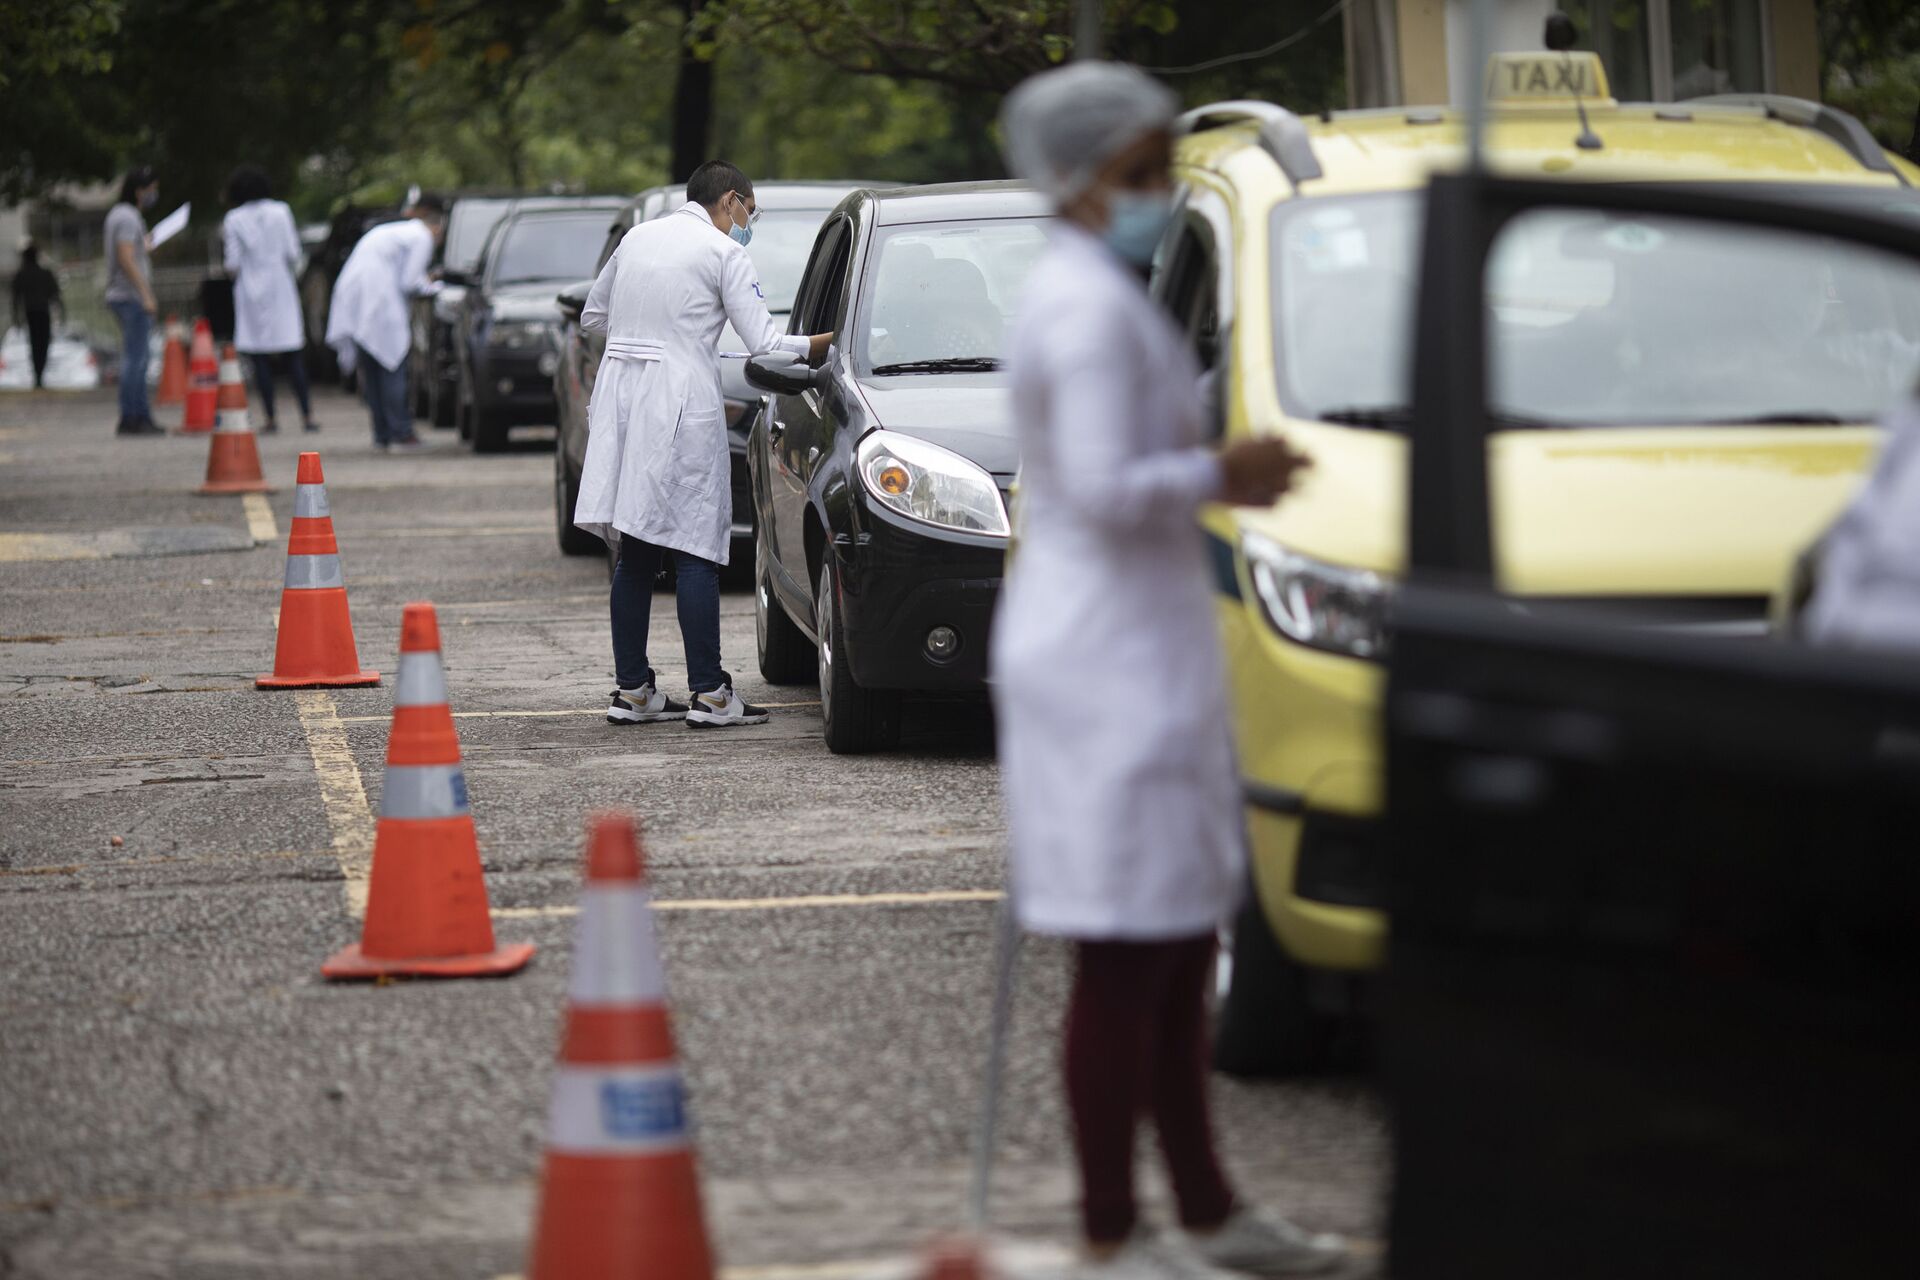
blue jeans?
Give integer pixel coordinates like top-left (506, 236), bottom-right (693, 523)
top-left (354, 344), bottom-right (414, 446)
top-left (110, 300), bottom-right (151, 422)
top-left (611, 534), bottom-right (723, 694)
top-left (248, 350), bottom-right (312, 425)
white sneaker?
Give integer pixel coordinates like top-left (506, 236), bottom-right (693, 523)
top-left (685, 672), bottom-right (770, 727)
top-left (1081, 1233), bottom-right (1237, 1280)
top-left (606, 683), bottom-right (688, 724)
top-left (1188, 1206), bottom-right (1346, 1277)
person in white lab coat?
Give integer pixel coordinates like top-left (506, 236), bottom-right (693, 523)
top-left (1802, 389), bottom-right (1920, 650)
top-left (326, 195), bottom-right (444, 451)
top-left (994, 63), bottom-right (1343, 1280)
top-left (223, 166), bottom-right (315, 434)
top-left (573, 160), bottom-right (833, 728)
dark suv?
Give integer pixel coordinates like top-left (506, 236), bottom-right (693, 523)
top-left (553, 181), bottom-right (888, 559)
top-left (744, 182), bottom-right (1050, 752)
top-left (450, 197), bottom-right (625, 451)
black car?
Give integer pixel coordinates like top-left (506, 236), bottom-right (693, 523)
top-left (300, 203), bottom-right (402, 382)
top-left (553, 181), bottom-right (889, 560)
top-left (450, 198), bottom-right (625, 451)
top-left (744, 181), bottom-right (1051, 752)
top-left (409, 192), bottom-right (517, 427)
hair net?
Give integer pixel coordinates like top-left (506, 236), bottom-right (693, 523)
top-left (999, 61), bottom-right (1179, 202)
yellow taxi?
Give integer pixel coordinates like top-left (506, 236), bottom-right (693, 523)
top-left (1162, 52), bottom-right (1920, 1073)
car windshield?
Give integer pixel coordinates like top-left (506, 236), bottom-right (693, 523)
top-left (1271, 192), bottom-right (1920, 427)
top-left (490, 213), bottom-right (608, 285)
top-left (746, 210), bottom-right (833, 312)
top-left (860, 218), bottom-right (1051, 373)
top-left (444, 199), bottom-right (513, 275)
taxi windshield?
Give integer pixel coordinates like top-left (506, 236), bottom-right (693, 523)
top-left (1271, 192), bottom-right (1920, 428)
top-left (861, 218), bottom-right (1051, 373)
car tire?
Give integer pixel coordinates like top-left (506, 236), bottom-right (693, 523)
top-left (756, 533), bottom-right (813, 685)
top-left (555, 449), bottom-right (599, 556)
top-left (1212, 880), bottom-right (1342, 1077)
top-left (816, 561), bottom-right (900, 754)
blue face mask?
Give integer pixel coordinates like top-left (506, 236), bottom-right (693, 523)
top-left (1102, 190), bottom-right (1172, 267)
top-left (728, 196), bottom-right (754, 247)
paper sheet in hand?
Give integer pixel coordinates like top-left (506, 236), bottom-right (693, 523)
top-left (149, 203), bottom-right (191, 250)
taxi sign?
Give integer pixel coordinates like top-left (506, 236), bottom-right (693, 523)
top-left (1485, 51), bottom-right (1612, 104)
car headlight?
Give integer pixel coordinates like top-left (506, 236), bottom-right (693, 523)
top-left (856, 431), bottom-right (1009, 538)
top-left (491, 319), bottom-right (552, 350)
top-left (1241, 531), bottom-right (1393, 659)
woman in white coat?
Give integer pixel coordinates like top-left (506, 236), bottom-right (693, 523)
top-left (994, 63), bottom-right (1342, 1280)
top-left (222, 167), bottom-right (315, 434)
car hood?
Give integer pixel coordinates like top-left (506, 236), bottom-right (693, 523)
top-left (487, 284), bottom-right (568, 322)
top-left (853, 375), bottom-right (1019, 476)
top-left (1234, 424), bottom-right (1880, 596)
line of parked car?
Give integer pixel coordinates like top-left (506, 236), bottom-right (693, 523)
top-left (300, 43), bottom-right (1920, 1079)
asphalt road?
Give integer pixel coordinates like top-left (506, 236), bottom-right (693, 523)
top-left (0, 387), bottom-right (1387, 1279)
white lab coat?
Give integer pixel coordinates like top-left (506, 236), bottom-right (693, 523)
top-left (990, 224), bottom-right (1243, 941)
top-left (573, 202), bottom-right (808, 564)
top-left (222, 199), bottom-right (304, 354)
top-left (1803, 393), bottom-right (1920, 650)
top-left (325, 218), bottom-right (435, 375)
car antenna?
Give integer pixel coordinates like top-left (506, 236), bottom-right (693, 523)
top-left (1546, 14), bottom-right (1604, 151)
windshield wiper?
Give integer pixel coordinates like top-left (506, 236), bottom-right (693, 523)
top-left (1315, 405), bottom-right (1411, 427)
top-left (870, 357), bottom-right (1002, 375)
top-left (1695, 412), bottom-right (1854, 426)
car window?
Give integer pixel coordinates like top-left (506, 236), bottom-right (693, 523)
top-left (858, 217), bottom-right (1052, 372)
top-left (595, 215), bottom-right (631, 275)
top-left (1158, 201), bottom-right (1227, 372)
top-left (789, 220), bottom-right (849, 337)
top-left (1270, 190), bottom-right (1920, 428)
top-left (489, 212), bottom-right (611, 286)
top-left (445, 199), bottom-right (514, 275)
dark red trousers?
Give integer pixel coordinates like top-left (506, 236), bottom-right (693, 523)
top-left (1066, 934), bottom-right (1237, 1244)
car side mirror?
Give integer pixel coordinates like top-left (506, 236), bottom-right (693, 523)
top-left (745, 351), bottom-right (824, 396)
top-left (555, 283), bottom-right (589, 322)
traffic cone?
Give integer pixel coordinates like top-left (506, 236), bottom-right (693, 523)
top-left (922, 1239), bottom-right (989, 1280)
top-left (527, 811), bottom-right (713, 1280)
top-left (256, 452), bottom-right (381, 689)
top-left (321, 602), bottom-right (535, 980)
top-left (156, 316), bottom-right (188, 406)
top-left (180, 318), bottom-right (218, 432)
top-left (199, 346), bottom-right (272, 495)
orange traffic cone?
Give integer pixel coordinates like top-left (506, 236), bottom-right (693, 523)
top-left (922, 1239), bottom-right (989, 1280)
top-left (180, 319), bottom-right (218, 432)
top-left (321, 602), bottom-right (535, 980)
top-left (199, 346), bottom-right (272, 495)
top-left (156, 316), bottom-right (188, 406)
top-left (527, 812), bottom-right (713, 1280)
top-left (256, 452), bottom-right (381, 689)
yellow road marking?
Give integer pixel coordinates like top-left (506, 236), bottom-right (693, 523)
top-left (494, 888), bottom-right (1002, 919)
top-left (242, 493), bottom-right (278, 544)
top-left (0, 533), bottom-right (105, 562)
top-left (337, 701), bottom-right (821, 724)
top-left (293, 690), bottom-right (375, 918)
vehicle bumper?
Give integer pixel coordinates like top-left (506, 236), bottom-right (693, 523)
top-left (473, 350), bottom-right (560, 423)
top-left (1217, 564), bottom-right (1387, 973)
top-left (834, 496), bottom-right (1005, 692)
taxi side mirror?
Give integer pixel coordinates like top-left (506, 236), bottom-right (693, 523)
top-left (745, 351), bottom-right (824, 396)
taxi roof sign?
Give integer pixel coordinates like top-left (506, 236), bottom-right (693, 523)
top-left (1485, 51), bottom-right (1613, 104)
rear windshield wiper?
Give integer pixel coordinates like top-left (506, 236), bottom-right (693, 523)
top-left (869, 357), bottom-right (1002, 375)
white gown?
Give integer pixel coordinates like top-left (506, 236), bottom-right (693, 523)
top-left (223, 199), bottom-right (305, 355)
top-left (325, 219), bottom-right (435, 375)
top-left (1804, 394), bottom-right (1920, 650)
top-left (990, 224), bottom-right (1244, 941)
top-left (572, 202), bottom-right (808, 565)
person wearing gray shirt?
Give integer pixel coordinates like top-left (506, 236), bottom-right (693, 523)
top-left (105, 165), bottom-right (162, 435)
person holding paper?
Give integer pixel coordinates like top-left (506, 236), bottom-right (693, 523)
top-left (104, 165), bottom-right (162, 436)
